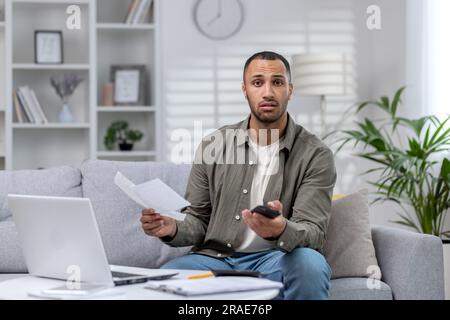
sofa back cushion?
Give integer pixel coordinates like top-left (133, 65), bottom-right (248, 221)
top-left (0, 166), bottom-right (82, 272)
top-left (80, 160), bottom-right (192, 269)
top-left (324, 189), bottom-right (381, 279)
top-left (0, 166), bottom-right (82, 221)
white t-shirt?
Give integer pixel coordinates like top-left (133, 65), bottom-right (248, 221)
top-left (235, 137), bottom-right (280, 252)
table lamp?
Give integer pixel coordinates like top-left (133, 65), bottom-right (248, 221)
top-left (291, 53), bottom-right (353, 137)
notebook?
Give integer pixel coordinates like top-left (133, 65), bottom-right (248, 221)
top-left (145, 276), bottom-right (283, 296)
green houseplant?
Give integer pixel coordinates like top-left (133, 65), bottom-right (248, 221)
top-left (332, 87), bottom-right (450, 238)
top-left (104, 120), bottom-right (143, 151)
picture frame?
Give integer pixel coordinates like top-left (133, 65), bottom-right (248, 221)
top-left (110, 65), bottom-right (146, 106)
top-left (34, 30), bottom-right (63, 64)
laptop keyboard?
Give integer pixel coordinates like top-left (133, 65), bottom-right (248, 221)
top-left (111, 271), bottom-right (142, 278)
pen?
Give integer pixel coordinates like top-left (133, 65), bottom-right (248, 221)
top-left (187, 272), bottom-right (214, 280)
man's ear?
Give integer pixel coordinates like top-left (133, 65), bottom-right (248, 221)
top-left (242, 82), bottom-right (248, 100)
top-left (288, 83), bottom-right (293, 100)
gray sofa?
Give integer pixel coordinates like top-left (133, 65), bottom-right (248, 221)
top-left (0, 160), bottom-right (445, 300)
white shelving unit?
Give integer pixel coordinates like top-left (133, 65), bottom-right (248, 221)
top-left (97, 106), bottom-right (156, 112)
top-left (96, 23), bottom-right (154, 30)
top-left (0, 0), bottom-right (159, 170)
top-left (12, 123), bottom-right (90, 128)
top-left (96, 0), bottom-right (157, 163)
top-left (0, 0), bottom-right (6, 169)
top-left (12, 63), bottom-right (91, 70)
top-left (97, 150), bottom-right (156, 157)
top-left (13, 0), bottom-right (90, 3)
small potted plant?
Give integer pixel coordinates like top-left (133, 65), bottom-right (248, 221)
top-left (104, 120), bottom-right (143, 151)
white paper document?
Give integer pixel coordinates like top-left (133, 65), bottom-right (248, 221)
top-left (145, 277), bottom-right (283, 296)
top-left (114, 171), bottom-right (188, 221)
top-left (27, 287), bottom-right (124, 300)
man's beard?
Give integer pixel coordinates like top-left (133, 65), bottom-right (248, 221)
top-left (248, 98), bottom-right (287, 124)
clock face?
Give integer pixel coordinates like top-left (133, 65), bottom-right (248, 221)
top-left (193, 0), bottom-right (244, 40)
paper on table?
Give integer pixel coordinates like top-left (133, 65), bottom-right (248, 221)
top-left (114, 171), bottom-right (187, 221)
top-left (27, 288), bottom-right (124, 300)
top-left (145, 276), bottom-right (283, 296)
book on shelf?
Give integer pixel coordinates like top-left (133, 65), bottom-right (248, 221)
top-left (22, 87), bottom-right (44, 124)
top-left (135, 0), bottom-right (151, 24)
top-left (125, 0), bottom-right (138, 23)
top-left (124, 0), bottom-right (152, 24)
top-left (13, 91), bottom-right (27, 123)
top-left (15, 88), bottom-right (35, 123)
top-left (29, 90), bottom-right (49, 123)
top-left (14, 86), bottom-right (48, 124)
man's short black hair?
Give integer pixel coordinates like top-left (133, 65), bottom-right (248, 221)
top-left (243, 51), bottom-right (291, 83)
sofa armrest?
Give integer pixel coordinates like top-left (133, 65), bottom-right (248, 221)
top-left (371, 225), bottom-right (444, 300)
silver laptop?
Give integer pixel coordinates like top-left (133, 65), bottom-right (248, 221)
top-left (7, 194), bottom-right (178, 286)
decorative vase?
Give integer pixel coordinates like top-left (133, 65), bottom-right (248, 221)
top-left (59, 103), bottom-right (74, 123)
top-left (119, 142), bottom-right (133, 151)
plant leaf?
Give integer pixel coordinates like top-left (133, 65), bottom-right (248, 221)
top-left (390, 86), bottom-right (406, 119)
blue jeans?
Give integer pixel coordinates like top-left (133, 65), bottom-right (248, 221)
top-left (161, 247), bottom-right (332, 300)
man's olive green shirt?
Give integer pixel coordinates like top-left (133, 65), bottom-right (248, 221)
top-left (162, 114), bottom-right (336, 258)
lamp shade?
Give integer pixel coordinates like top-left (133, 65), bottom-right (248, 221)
top-left (291, 53), bottom-right (354, 96)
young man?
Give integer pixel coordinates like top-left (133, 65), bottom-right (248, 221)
top-left (140, 51), bottom-right (336, 300)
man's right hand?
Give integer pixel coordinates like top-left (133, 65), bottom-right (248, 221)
top-left (140, 208), bottom-right (177, 238)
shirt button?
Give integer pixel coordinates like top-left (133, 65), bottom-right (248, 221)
top-left (217, 253), bottom-right (222, 257)
top-left (235, 215), bottom-right (240, 220)
top-left (243, 189), bottom-right (248, 194)
top-left (279, 241), bottom-right (285, 247)
top-left (227, 243), bottom-right (232, 248)
top-left (249, 160), bottom-right (254, 165)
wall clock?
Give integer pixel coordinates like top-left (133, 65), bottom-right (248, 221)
top-left (193, 0), bottom-right (245, 40)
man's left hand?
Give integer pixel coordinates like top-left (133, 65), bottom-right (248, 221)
top-left (242, 200), bottom-right (287, 239)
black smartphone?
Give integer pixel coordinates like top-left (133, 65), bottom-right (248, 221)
top-left (212, 269), bottom-right (263, 278)
top-left (251, 205), bottom-right (281, 219)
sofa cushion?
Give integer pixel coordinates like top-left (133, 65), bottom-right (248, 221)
top-left (329, 278), bottom-right (392, 300)
top-left (0, 166), bottom-right (82, 221)
top-left (80, 159), bottom-right (192, 269)
top-left (324, 189), bottom-right (381, 279)
top-left (0, 221), bottom-right (27, 272)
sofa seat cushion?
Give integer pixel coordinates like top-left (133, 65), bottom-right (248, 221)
top-left (330, 278), bottom-right (392, 300)
top-left (0, 221), bottom-right (27, 272)
top-left (80, 160), bottom-right (192, 269)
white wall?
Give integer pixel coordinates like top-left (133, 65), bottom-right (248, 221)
top-left (354, 0), bottom-right (449, 233)
top-left (160, 0), bottom-right (448, 233)
top-left (160, 0), bottom-right (360, 179)
top-left (353, 0), bottom-right (409, 229)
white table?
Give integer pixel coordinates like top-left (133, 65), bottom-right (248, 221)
top-left (0, 265), bottom-right (280, 300)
